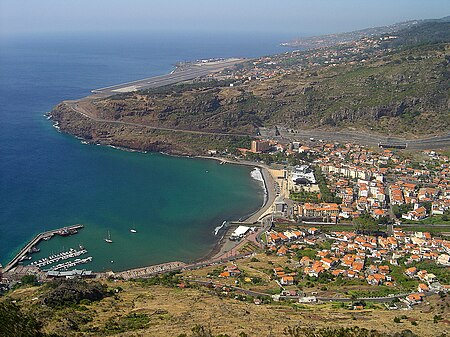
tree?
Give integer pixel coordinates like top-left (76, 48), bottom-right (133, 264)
top-left (284, 325), bottom-right (418, 337)
top-left (421, 201), bottom-right (432, 214)
top-left (43, 279), bottom-right (108, 308)
top-left (392, 204), bottom-right (413, 218)
top-left (354, 213), bottom-right (378, 232)
top-left (20, 274), bottom-right (39, 286)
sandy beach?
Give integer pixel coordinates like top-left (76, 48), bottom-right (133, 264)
top-left (197, 156), bottom-right (278, 222)
top-left (193, 157), bottom-right (280, 262)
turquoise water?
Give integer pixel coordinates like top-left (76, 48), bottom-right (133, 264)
top-left (0, 32), bottom-right (287, 271)
top-left (17, 147), bottom-right (263, 271)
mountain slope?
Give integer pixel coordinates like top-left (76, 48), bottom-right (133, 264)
top-left (74, 43), bottom-right (450, 136)
top-left (50, 20), bottom-right (450, 154)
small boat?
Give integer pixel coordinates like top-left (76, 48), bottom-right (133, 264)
top-left (28, 247), bottom-right (40, 254)
top-left (130, 229), bottom-right (137, 233)
top-left (104, 231), bottom-right (113, 243)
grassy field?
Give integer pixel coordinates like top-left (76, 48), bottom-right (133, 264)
top-left (3, 279), bottom-right (450, 337)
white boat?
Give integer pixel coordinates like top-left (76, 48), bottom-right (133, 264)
top-left (104, 231), bottom-right (113, 243)
top-left (130, 229), bottom-right (137, 233)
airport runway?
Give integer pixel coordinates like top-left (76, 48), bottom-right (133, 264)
top-left (90, 58), bottom-right (245, 98)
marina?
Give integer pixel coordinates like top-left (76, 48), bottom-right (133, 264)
top-left (49, 256), bottom-right (93, 271)
top-left (2, 224), bottom-right (84, 272)
top-left (30, 247), bottom-right (88, 268)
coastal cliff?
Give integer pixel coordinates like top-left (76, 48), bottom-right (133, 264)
top-left (50, 22), bottom-right (450, 154)
top-left (50, 101), bottom-right (251, 155)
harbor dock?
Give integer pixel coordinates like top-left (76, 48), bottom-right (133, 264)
top-left (2, 224), bottom-right (84, 273)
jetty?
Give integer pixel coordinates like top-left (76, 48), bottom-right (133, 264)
top-left (3, 224), bottom-right (84, 273)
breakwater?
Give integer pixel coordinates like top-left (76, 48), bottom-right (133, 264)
top-left (3, 225), bottom-right (84, 272)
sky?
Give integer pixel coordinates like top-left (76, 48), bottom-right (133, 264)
top-left (1, 0), bottom-right (449, 38)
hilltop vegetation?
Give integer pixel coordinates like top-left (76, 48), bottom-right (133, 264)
top-left (1, 278), bottom-right (448, 337)
top-left (89, 42), bottom-right (450, 136)
top-left (380, 19), bottom-right (450, 48)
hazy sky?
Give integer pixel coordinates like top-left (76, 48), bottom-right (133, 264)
top-left (1, 0), bottom-right (449, 37)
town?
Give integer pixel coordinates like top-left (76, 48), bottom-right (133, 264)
top-left (177, 137), bottom-right (450, 308)
top-left (2, 136), bottom-right (450, 309)
top-left (239, 138), bottom-right (450, 226)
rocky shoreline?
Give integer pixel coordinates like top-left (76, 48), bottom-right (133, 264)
top-left (49, 100), bottom-right (253, 156)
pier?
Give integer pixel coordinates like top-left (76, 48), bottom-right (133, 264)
top-left (2, 224), bottom-right (84, 273)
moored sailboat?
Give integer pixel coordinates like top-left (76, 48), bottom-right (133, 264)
top-left (104, 231), bottom-right (113, 243)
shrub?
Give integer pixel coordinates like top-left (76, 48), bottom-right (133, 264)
top-left (433, 315), bottom-right (442, 323)
top-left (284, 325), bottom-right (418, 337)
top-left (42, 279), bottom-right (108, 308)
top-left (79, 299), bottom-right (91, 305)
top-left (135, 271), bottom-right (183, 287)
top-left (0, 300), bottom-right (58, 337)
top-left (102, 313), bottom-right (150, 333)
top-left (20, 274), bottom-right (39, 286)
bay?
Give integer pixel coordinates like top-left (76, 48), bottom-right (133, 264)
top-left (0, 31), bottom-right (287, 271)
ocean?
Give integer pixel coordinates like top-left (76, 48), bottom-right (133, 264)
top-left (0, 31), bottom-right (288, 272)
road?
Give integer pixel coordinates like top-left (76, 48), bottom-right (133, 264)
top-left (266, 126), bottom-right (450, 150)
top-left (190, 279), bottom-right (427, 304)
top-left (66, 100), bottom-right (450, 149)
top-left (60, 58), bottom-right (258, 138)
top-left (65, 101), bottom-right (251, 138)
top-left (190, 279), bottom-right (271, 298)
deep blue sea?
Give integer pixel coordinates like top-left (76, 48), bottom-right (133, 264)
top-left (0, 31), bottom-right (288, 271)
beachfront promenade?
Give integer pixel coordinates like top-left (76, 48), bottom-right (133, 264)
top-left (107, 225), bottom-right (270, 280)
top-left (3, 224), bottom-right (84, 273)
top-left (109, 252), bottom-right (258, 280)
top-left (112, 261), bottom-right (187, 280)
